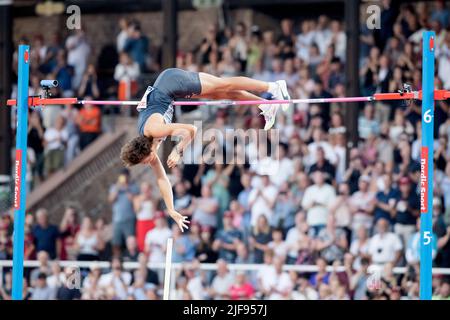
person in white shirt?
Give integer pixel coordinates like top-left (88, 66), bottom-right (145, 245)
top-left (285, 211), bottom-right (309, 264)
top-left (314, 15), bottom-right (332, 55)
top-left (43, 115), bottom-right (68, 176)
top-left (269, 143), bottom-right (294, 187)
top-left (267, 256), bottom-right (294, 299)
top-left (98, 258), bottom-right (132, 300)
top-left (268, 228), bottom-right (289, 260)
top-left (368, 218), bottom-right (403, 266)
top-left (301, 171), bottom-right (336, 237)
top-left (65, 29), bottom-right (91, 90)
top-left (208, 259), bottom-right (235, 300)
top-left (248, 174), bottom-right (278, 226)
top-left (114, 52), bottom-right (141, 83)
top-left (116, 18), bottom-right (129, 53)
top-left (144, 212), bottom-right (172, 263)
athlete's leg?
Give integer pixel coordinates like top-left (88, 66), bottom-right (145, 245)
top-left (198, 72), bottom-right (270, 95)
top-left (197, 89), bottom-right (264, 101)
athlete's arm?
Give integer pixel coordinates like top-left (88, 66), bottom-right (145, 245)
top-left (145, 118), bottom-right (197, 168)
top-left (149, 153), bottom-right (190, 232)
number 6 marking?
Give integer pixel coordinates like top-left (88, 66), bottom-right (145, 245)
top-left (423, 110), bottom-right (433, 123)
top-left (423, 231), bottom-right (431, 245)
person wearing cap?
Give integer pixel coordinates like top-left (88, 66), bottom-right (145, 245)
top-left (393, 176), bottom-right (419, 247)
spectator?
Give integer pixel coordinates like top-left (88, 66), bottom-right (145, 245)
top-left (78, 64), bottom-right (100, 98)
top-left (249, 215), bottom-right (272, 264)
top-left (27, 110), bottom-right (45, 184)
top-left (123, 22), bottom-right (148, 71)
top-left (32, 209), bottom-right (60, 259)
top-left (208, 259), bottom-right (234, 300)
top-left (31, 273), bottom-right (55, 300)
top-left (65, 29), bottom-right (91, 90)
top-left (172, 224), bottom-right (196, 262)
top-left (108, 169), bottom-right (139, 257)
top-left (248, 174), bottom-right (278, 227)
top-left (349, 226), bottom-right (371, 271)
top-left (302, 171), bottom-right (336, 237)
top-left (116, 18), bottom-right (129, 53)
top-left (72, 216), bottom-right (103, 261)
top-left (229, 271), bottom-right (255, 300)
top-left (55, 267), bottom-right (82, 300)
top-left (76, 100), bottom-right (102, 150)
top-left (190, 186), bottom-right (220, 231)
top-left (213, 211), bottom-right (242, 263)
top-left (315, 215), bottom-right (348, 264)
top-left (43, 115), bottom-right (68, 177)
top-left (144, 211), bottom-right (172, 263)
top-left (309, 257), bottom-right (330, 289)
top-left (133, 181), bottom-right (157, 252)
top-left (406, 218), bottom-right (438, 265)
top-left (349, 175), bottom-right (376, 235)
top-left (268, 228), bottom-right (288, 261)
top-left (30, 250), bottom-right (51, 287)
top-left (267, 256), bottom-right (294, 299)
top-left (368, 218), bottom-right (403, 266)
top-left (195, 225), bottom-right (218, 263)
top-left (393, 176), bottom-right (419, 247)
top-left (98, 258), bottom-right (132, 300)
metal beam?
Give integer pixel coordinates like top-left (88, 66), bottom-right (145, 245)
top-left (344, 0), bottom-right (360, 148)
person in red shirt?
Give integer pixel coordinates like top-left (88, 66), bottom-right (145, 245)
top-left (76, 97), bottom-right (102, 150)
top-left (229, 271), bottom-right (255, 300)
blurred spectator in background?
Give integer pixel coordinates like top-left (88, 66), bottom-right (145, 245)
top-left (65, 29), bottom-right (90, 90)
top-left (368, 218), bottom-right (403, 266)
top-left (123, 21), bottom-right (148, 72)
top-left (76, 99), bottom-right (102, 150)
top-left (28, 110), bottom-right (45, 185)
top-left (208, 259), bottom-right (234, 300)
top-left (73, 216), bottom-right (104, 261)
top-left (302, 171), bottom-right (336, 237)
top-left (108, 169), bottom-right (139, 257)
top-left (78, 64), bottom-right (100, 98)
top-left (114, 52), bottom-right (140, 100)
top-left (32, 209), bottom-right (60, 259)
top-left (229, 271), bottom-right (255, 300)
top-left (144, 211), bottom-right (172, 263)
top-left (117, 18), bottom-right (130, 53)
top-left (59, 206), bottom-right (80, 260)
top-left (213, 211), bottom-right (242, 263)
top-left (31, 273), bottom-right (55, 300)
top-left (133, 182), bottom-right (157, 252)
top-left (123, 235), bottom-right (140, 262)
top-left (43, 115), bottom-right (68, 177)
top-left (249, 215), bottom-right (272, 264)
top-left (50, 49), bottom-right (74, 97)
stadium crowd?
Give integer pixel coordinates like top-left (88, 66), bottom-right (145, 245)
top-left (1, 0), bottom-right (450, 300)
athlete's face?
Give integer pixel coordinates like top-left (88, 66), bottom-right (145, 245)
top-left (141, 141), bottom-right (159, 165)
top-left (141, 151), bottom-right (156, 165)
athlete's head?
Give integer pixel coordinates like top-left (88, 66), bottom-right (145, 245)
top-left (120, 135), bottom-right (154, 167)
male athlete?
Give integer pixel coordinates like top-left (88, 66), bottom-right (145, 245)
top-left (120, 68), bottom-right (290, 232)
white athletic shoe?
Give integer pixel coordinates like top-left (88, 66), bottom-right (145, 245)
top-left (259, 80), bottom-right (291, 130)
top-left (274, 80), bottom-right (291, 112)
top-left (259, 104), bottom-right (280, 131)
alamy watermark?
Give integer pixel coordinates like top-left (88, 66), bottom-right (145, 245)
top-left (66, 5), bottom-right (81, 30)
top-left (170, 121), bottom-right (281, 175)
top-left (365, 1), bottom-right (381, 30)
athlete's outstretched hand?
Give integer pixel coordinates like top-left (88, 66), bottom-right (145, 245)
top-left (167, 148), bottom-right (181, 169)
top-left (167, 209), bottom-right (190, 232)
